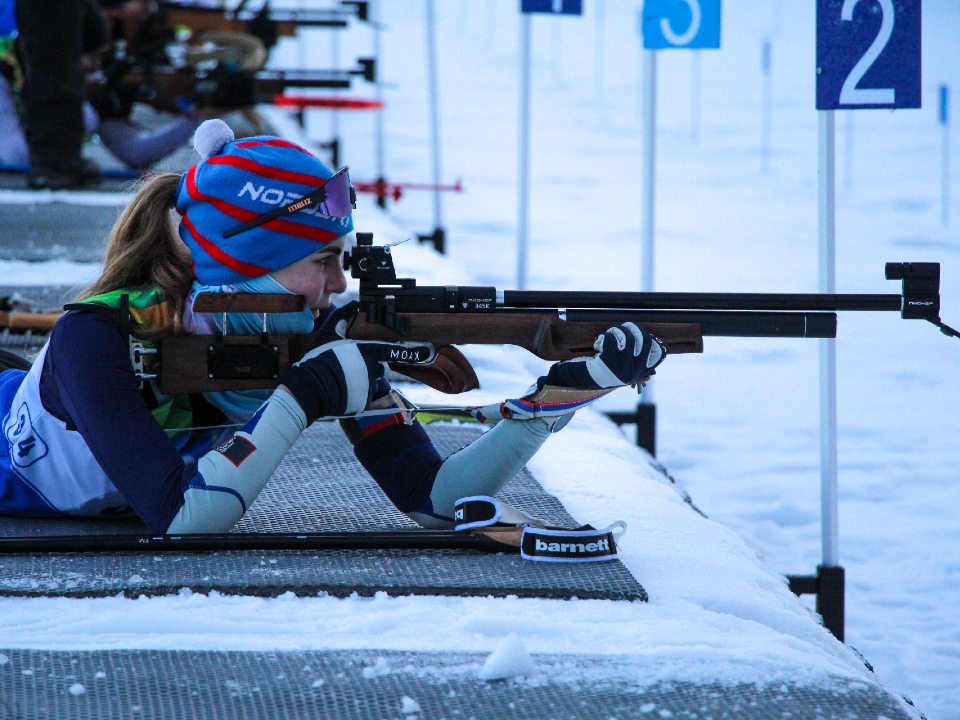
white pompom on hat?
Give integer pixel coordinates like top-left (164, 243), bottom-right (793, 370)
top-left (193, 119), bottom-right (235, 161)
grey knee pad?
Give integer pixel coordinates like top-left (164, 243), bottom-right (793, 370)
top-left (408, 416), bottom-right (565, 527)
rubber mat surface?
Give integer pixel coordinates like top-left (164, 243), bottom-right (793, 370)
top-left (0, 425), bottom-right (647, 602)
top-left (0, 648), bottom-right (916, 720)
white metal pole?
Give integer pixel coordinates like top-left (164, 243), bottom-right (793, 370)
top-left (942, 85), bottom-right (950, 228)
top-left (641, 49), bottom-right (657, 404)
top-left (551, 14), bottom-right (561, 85)
top-left (593, 0), bottom-right (605, 102)
top-left (761, 40), bottom-right (771, 172)
top-left (691, 50), bottom-right (701, 144)
top-left (373, 0), bottom-right (385, 188)
top-left (517, 13), bottom-right (532, 291)
top-left (843, 111), bottom-right (854, 192)
top-left (331, 30), bottom-right (340, 149)
top-left (945, 119), bottom-right (951, 228)
top-left (425, 0), bottom-right (444, 233)
top-left (818, 110), bottom-right (839, 568)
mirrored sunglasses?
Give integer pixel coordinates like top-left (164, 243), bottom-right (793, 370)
top-left (222, 166), bottom-right (356, 239)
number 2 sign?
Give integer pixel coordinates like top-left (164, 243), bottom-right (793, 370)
top-left (817, 0), bottom-right (920, 110)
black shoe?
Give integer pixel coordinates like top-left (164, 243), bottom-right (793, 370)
top-left (63, 157), bottom-right (102, 184)
top-left (26, 158), bottom-right (101, 190)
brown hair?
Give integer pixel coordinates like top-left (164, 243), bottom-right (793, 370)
top-left (77, 173), bottom-right (194, 336)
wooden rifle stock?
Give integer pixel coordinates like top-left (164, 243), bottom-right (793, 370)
top-left (155, 293), bottom-right (702, 395)
top-left (0, 312), bottom-right (62, 332)
top-left (345, 313), bottom-right (704, 360)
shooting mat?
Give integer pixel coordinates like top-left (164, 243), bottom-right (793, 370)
top-left (0, 648), bottom-right (916, 720)
top-left (0, 423), bottom-right (647, 602)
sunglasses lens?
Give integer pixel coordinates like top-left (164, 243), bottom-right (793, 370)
top-left (318, 169), bottom-right (354, 217)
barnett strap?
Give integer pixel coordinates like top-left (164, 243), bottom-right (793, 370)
top-left (454, 496), bottom-right (625, 563)
top-left (520, 523), bottom-right (625, 563)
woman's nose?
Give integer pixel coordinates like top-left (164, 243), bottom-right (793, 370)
top-left (329, 262), bottom-right (348, 295)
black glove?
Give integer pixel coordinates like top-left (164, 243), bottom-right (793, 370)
top-left (539, 322), bottom-right (666, 390)
top-left (279, 302), bottom-right (434, 424)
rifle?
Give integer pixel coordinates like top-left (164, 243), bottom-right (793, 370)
top-left (87, 62), bottom-right (377, 116)
top-left (161, 1), bottom-right (370, 38)
top-left (153, 233), bottom-right (958, 398)
top-left (104, 2), bottom-right (369, 49)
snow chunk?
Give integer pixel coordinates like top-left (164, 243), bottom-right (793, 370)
top-left (0, 654), bottom-right (7, 665)
top-left (362, 656), bottom-right (390, 678)
top-left (478, 633), bottom-right (536, 681)
top-left (68, 683), bottom-right (86, 696)
top-left (94, 671), bottom-right (106, 680)
top-left (310, 678), bottom-right (324, 688)
top-left (400, 696), bottom-right (421, 714)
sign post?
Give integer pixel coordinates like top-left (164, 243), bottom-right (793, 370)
top-left (517, 1), bottom-right (583, 290)
top-left (517, 12), bottom-right (531, 290)
top-left (761, 40), bottom-right (772, 172)
top-left (373, 0), bottom-right (386, 208)
top-left (941, 85), bottom-right (950, 227)
top-left (814, 0), bottom-right (921, 631)
top-left (424, 0), bottom-right (445, 253)
top-left (638, 0), bottom-right (721, 456)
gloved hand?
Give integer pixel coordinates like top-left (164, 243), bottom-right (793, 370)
top-left (278, 302), bottom-right (434, 424)
top-left (538, 322), bottom-right (666, 390)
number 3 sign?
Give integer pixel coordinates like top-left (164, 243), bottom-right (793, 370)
top-left (642, 0), bottom-right (721, 49)
top-left (817, 0), bottom-right (920, 110)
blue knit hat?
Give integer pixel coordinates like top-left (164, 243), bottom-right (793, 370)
top-left (175, 120), bottom-right (354, 286)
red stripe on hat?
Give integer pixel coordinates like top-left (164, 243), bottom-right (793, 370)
top-left (235, 139), bottom-right (316, 157)
top-left (181, 213), bottom-right (270, 278)
top-left (206, 154), bottom-right (324, 186)
top-left (185, 167), bottom-right (339, 243)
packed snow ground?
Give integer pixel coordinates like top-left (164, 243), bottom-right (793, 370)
top-left (284, 1), bottom-right (960, 715)
top-left (0, 197), bottom-right (915, 712)
top-left (0, 0), bottom-right (956, 716)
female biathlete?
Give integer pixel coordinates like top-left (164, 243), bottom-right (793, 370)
top-left (0, 120), bottom-right (666, 534)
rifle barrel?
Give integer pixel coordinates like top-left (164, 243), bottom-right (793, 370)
top-left (564, 310), bottom-right (837, 338)
top-left (0, 531), bottom-right (508, 554)
top-left (501, 291), bottom-right (902, 313)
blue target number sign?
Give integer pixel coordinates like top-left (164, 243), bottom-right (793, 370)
top-left (521, 0), bottom-right (582, 14)
top-left (641, 0), bottom-right (721, 49)
top-left (816, 0), bottom-right (921, 110)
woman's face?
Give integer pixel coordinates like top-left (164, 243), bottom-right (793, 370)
top-left (270, 238), bottom-right (348, 316)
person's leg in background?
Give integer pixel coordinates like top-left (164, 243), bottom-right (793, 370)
top-left (16, 0), bottom-right (106, 189)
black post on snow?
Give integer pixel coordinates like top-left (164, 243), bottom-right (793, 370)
top-left (786, 565), bottom-right (845, 642)
top-left (605, 406), bottom-right (656, 457)
top-left (317, 138), bottom-right (340, 169)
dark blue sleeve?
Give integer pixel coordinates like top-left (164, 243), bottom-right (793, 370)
top-left (353, 421), bottom-right (443, 513)
top-left (41, 311), bottom-right (192, 532)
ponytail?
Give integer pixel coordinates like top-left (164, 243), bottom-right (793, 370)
top-left (77, 173), bottom-right (194, 335)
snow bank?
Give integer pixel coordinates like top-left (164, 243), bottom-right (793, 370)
top-left (0, 259), bottom-right (101, 287)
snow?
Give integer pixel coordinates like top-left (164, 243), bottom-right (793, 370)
top-left (0, 189), bottom-right (132, 206)
top-left (478, 633), bottom-right (536, 681)
top-left (0, 259), bottom-right (101, 286)
top-left (0, 0), bottom-right (956, 716)
top-left (400, 695), bottom-right (422, 714)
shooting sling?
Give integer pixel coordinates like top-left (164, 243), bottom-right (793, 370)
top-left (453, 496), bottom-right (625, 563)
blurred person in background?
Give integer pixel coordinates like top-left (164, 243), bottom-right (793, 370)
top-left (15, 0), bottom-right (107, 189)
top-left (0, 0), bottom-right (205, 181)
